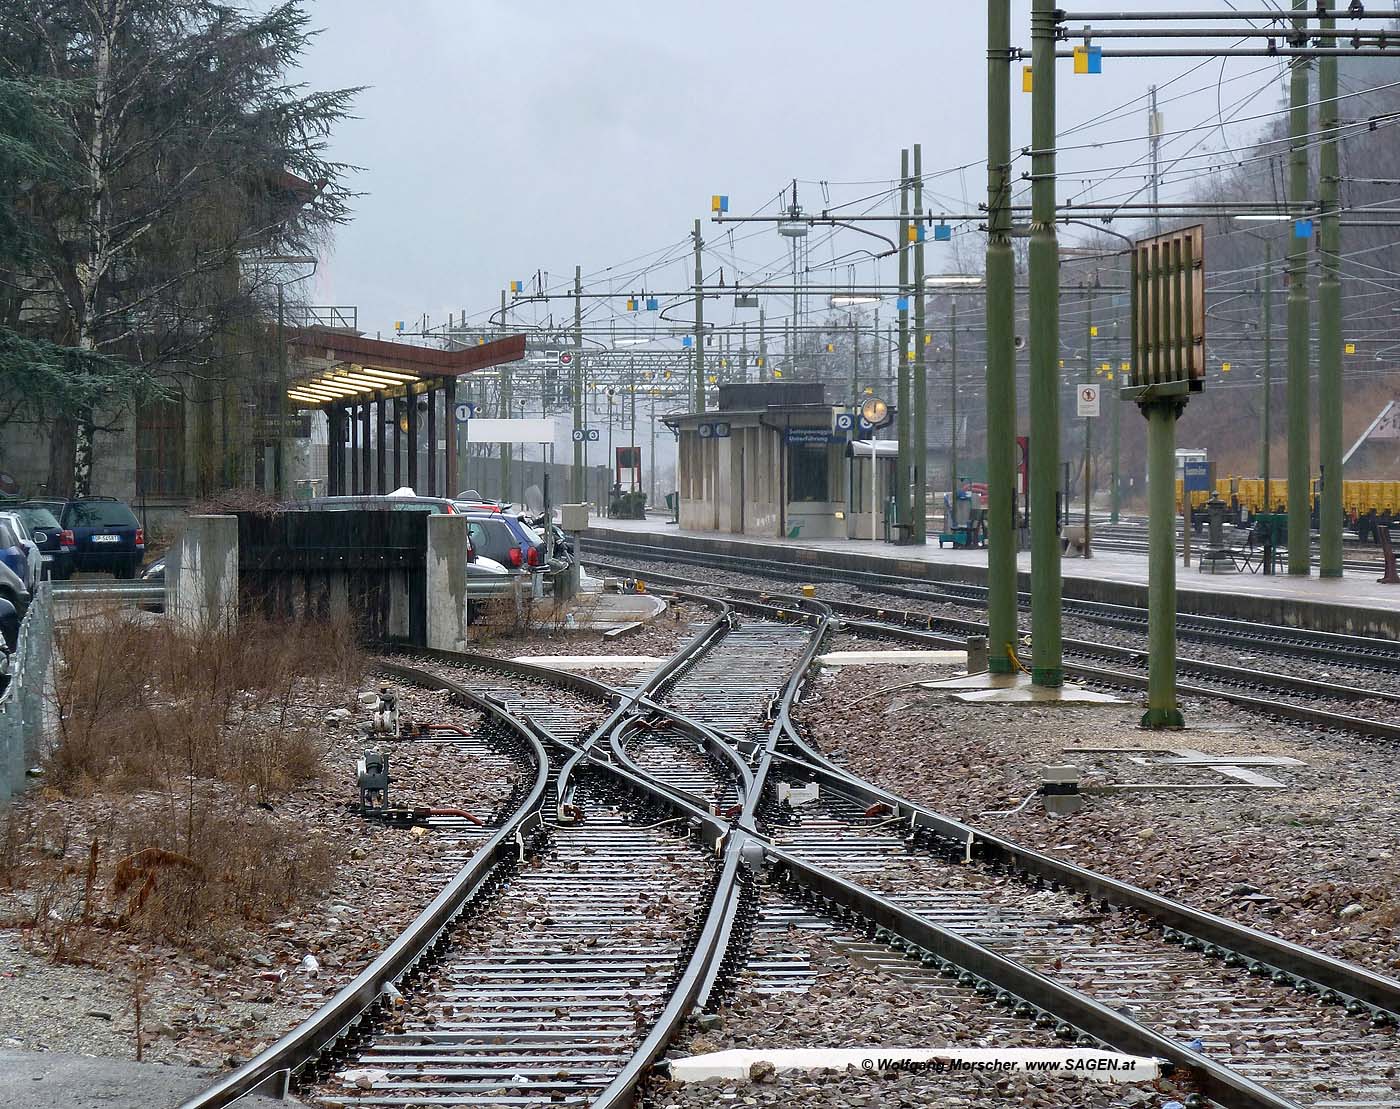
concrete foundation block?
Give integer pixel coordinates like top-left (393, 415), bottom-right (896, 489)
top-left (561, 503), bottom-right (591, 531)
top-left (426, 515), bottom-right (469, 652)
top-left (166, 515), bottom-right (238, 633)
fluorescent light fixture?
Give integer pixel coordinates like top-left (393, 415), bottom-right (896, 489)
top-left (350, 365), bottom-right (419, 383)
top-left (333, 373), bottom-right (407, 390)
top-left (924, 274), bottom-right (984, 288)
top-left (301, 379), bottom-right (362, 398)
top-left (830, 294), bottom-right (881, 307)
top-left (1233, 215), bottom-right (1291, 222)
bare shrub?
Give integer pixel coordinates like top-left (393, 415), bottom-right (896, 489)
top-left (49, 611), bottom-right (361, 798)
top-left (112, 800), bottom-right (335, 943)
top-left (27, 609), bottom-right (363, 945)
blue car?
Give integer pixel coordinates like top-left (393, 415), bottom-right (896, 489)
top-left (0, 516), bottom-right (33, 591)
top-left (14, 503), bottom-right (74, 580)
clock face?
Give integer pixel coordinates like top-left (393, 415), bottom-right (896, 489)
top-left (860, 397), bottom-right (889, 425)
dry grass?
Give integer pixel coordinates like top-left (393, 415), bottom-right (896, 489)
top-left (50, 611), bottom-right (360, 799)
top-left (0, 610), bottom-right (362, 951)
top-left (472, 587), bottom-right (602, 640)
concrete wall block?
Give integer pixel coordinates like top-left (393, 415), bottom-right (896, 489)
top-left (426, 514), bottom-right (469, 652)
top-left (166, 515), bottom-right (238, 633)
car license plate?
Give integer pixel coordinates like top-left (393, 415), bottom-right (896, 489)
top-left (91, 534), bottom-right (121, 544)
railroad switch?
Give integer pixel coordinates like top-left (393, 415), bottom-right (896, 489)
top-left (357, 749), bottom-right (390, 810)
top-left (1041, 765), bottom-right (1083, 816)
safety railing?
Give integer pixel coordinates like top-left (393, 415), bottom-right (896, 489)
top-left (0, 582), bottom-right (54, 805)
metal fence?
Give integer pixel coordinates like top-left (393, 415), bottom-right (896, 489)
top-left (0, 582), bottom-right (54, 805)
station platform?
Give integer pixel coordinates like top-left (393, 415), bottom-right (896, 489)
top-left (580, 517), bottom-right (1400, 639)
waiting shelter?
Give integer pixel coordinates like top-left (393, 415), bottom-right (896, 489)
top-left (667, 382), bottom-right (851, 539)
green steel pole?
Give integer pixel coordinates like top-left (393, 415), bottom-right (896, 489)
top-left (896, 149), bottom-right (912, 539)
top-left (913, 143), bottom-right (928, 543)
top-left (1110, 318), bottom-right (1121, 524)
top-left (573, 267), bottom-right (584, 502)
top-left (693, 219), bottom-right (705, 412)
top-left (1029, 0), bottom-right (1063, 687)
top-left (1144, 397), bottom-right (1185, 728)
top-left (949, 298), bottom-right (958, 488)
top-left (1261, 242), bottom-right (1273, 512)
top-left (1084, 288), bottom-right (1094, 557)
top-left (1286, 0), bottom-right (1312, 576)
top-left (1318, 0), bottom-right (1343, 578)
top-left (985, 0), bottom-right (1017, 675)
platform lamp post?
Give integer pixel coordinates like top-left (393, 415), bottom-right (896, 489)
top-left (266, 254), bottom-right (318, 499)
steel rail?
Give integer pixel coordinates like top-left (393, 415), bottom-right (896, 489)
top-left (760, 841), bottom-right (1298, 1109)
top-left (399, 645), bottom-right (762, 805)
top-left (176, 672), bottom-right (551, 1109)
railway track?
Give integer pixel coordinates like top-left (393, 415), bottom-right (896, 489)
top-left (579, 534), bottom-right (1400, 674)
top-left (183, 593), bottom-right (1400, 1109)
top-left (583, 555), bottom-right (1400, 743)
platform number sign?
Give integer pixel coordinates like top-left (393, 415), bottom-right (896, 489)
top-left (571, 428), bottom-right (600, 443)
top-left (1076, 385), bottom-right (1100, 418)
top-left (454, 402), bottom-right (476, 422)
top-left (834, 412), bottom-right (856, 433)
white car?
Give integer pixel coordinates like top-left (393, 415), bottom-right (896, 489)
top-left (466, 555), bottom-right (513, 598)
top-left (0, 512), bottom-right (42, 592)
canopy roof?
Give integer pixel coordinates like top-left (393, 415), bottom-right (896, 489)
top-left (286, 328), bottom-right (526, 407)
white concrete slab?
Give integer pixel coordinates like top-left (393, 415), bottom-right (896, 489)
top-left (817, 649), bottom-right (966, 667)
top-left (952, 683), bottom-right (1129, 705)
top-left (512, 655), bottom-right (663, 670)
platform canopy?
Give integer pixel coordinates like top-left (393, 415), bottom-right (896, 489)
top-left (286, 328), bottom-right (525, 407)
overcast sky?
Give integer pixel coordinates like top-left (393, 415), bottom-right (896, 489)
top-left (292, 1), bottom-right (1296, 336)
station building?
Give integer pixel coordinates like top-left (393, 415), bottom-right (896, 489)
top-left (666, 382), bottom-right (895, 540)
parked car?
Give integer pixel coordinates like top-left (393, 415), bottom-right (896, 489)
top-left (0, 558), bottom-right (30, 617)
top-left (283, 493), bottom-right (513, 599)
top-left (13, 503), bottom-right (74, 580)
top-left (457, 508), bottom-right (547, 574)
top-left (60, 497), bottom-right (145, 578)
top-left (0, 513), bottom-right (40, 592)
